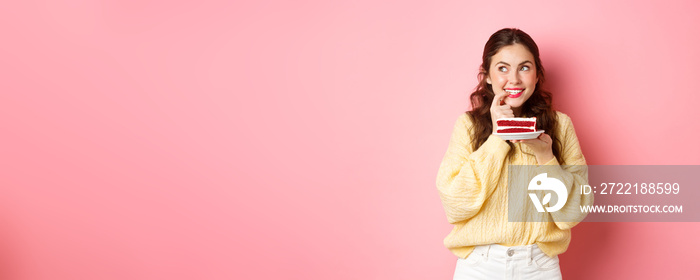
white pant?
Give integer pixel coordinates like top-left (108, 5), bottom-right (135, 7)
top-left (453, 244), bottom-right (562, 280)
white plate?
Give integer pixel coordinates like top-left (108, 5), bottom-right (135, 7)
top-left (494, 130), bottom-right (545, 140)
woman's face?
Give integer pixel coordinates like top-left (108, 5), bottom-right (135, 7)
top-left (486, 43), bottom-right (538, 113)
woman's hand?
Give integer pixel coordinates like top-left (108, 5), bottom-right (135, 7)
top-left (511, 133), bottom-right (555, 165)
top-left (490, 92), bottom-right (513, 134)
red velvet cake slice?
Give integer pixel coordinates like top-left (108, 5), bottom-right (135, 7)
top-left (496, 117), bottom-right (537, 133)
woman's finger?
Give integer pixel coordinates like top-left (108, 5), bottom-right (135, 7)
top-left (539, 133), bottom-right (551, 143)
top-left (491, 92), bottom-right (509, 109)
top-left (502, 108), bottom-right (513, 116)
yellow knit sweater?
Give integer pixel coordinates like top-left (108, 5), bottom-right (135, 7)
top-left (436, 111), bottom-right (593, 259)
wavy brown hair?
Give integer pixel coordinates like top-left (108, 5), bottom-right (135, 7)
top-left (466, 28), bottom-right (562, 163)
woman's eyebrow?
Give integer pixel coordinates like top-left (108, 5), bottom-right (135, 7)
top-left (496, 61), bottom-right (533, 66)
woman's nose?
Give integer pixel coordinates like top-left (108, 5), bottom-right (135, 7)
top-left (509, 71), bottom-right (521, 84)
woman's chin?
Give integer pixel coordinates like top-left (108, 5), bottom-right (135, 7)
top-left (505, 100), bottom-right (523, 109)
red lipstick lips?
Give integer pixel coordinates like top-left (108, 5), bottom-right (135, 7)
top-left (505, 88), bottom-right (524, 98)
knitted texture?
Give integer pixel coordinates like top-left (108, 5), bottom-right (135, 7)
top-left (436, 111), bottom-right (592, 259)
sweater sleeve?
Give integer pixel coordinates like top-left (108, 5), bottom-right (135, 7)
top-left (436, 113), bottom-right (511, 224)
top-left (537, 113), bottom-right (593, 230)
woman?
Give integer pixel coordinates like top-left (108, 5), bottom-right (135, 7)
top-left (436, 28), bottom-right (593, 280)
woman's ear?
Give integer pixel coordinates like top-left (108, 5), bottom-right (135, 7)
top-left (480, 67), bottom-right (491, 84)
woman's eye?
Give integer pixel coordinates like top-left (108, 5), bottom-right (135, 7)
top-left (498, 66), bottom-right (508, 72)
top-left (520, 66), bottom-right (530, 71)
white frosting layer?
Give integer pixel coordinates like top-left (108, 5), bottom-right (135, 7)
top-left (496, 117), bottom-right (536, 122)
top-left (497, 126), bottom-right (536, 130)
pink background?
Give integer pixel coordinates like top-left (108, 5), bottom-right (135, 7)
top-left (1, 0), bottom-right (699, 279)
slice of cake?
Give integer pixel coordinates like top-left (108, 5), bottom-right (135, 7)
top-left (496, 117), bottom-right (537, 133)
